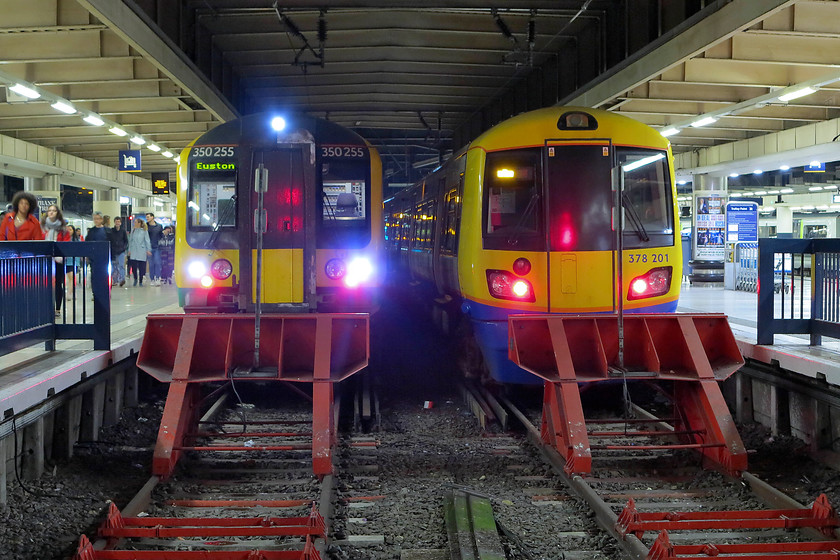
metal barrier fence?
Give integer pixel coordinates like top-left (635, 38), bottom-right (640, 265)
top-left (735, 242), bottom-right (758, 293)
top-left (757, 238), bottom-right (840, 345)
top-left (0, 241), bottom-right (110, 355)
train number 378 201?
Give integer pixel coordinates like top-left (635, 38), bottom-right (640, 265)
top-left (628, 253), bottom-right (669, 263)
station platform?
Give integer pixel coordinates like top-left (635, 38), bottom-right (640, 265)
top-left (0, 285), bottom-right (180, 420)
top-left (2, 281), bottom-right (840, 422)
top-left (677, 282), bottom-right (840, 386)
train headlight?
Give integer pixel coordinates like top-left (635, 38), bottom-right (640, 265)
top-left (325, 258), bottom-right (346, 280)
top-left (345, 257), bottom-right (373, 288)
top-left (200, 275), bottom-right (214, 289)
top-left (188, 260), bottom-right (207, 279)
top-left (270, 116), bottom-right (286, 131)
top-left (211, 259), bottom-right (233, 280)
top-left (486, 270), bottom-right (535, 302)
top-left (628, 266), bottom-right (672, 300)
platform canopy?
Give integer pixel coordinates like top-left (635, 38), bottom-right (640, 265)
top-left (1, 1), bottom-right (838, 184)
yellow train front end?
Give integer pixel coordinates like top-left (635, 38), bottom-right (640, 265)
top-left (457, 107), bottom-right (680, 383)
top-left (174, 113), bottom-right (382, 313)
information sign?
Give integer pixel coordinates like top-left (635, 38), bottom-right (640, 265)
top-left (119, 150), bottom-right (141, 172)
top-left (725, 201), bottom-right (759, 243)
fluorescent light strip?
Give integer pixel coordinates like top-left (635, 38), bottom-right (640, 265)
top-left (9, 83), bottom-right (40, 99)
top-left (51, 101), bottom-right (76, 114)
top-left (83, 114), bottom-right (104, 126)
top-left (109, 127), bottom-right (128, 136)
top-left (147, 144), bottom-right (161, 152)
top-left (778, 86), bottom-right (816, 102)
top-left (660, 127), bottom-right (679, 137)
top-left (162, 151), bottom-right (173, 158)
top-left (129, 136), bottom-right (145, 145)
top-left (691, 116), bottom-right (717, 127)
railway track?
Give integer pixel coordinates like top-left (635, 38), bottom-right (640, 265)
top-left (499, 392), bottom-right (840, 560)
top-left (71, 384), bottom-right (360, 560)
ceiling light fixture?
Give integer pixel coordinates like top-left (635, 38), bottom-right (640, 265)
top-left (129, 136), bottom-right (145, 145)
top-left (660, 127), bottom-right (679, 137)
top-left (109, 127), bottom-right (127, 136)
top-left (50, 101), bottom-right (76, 114)
top-left (83, 114), bottom-right (104, 126)
top-left (147, 144), bottom-right (161, 152)
top-left (778, 86), bottom-right (817, 102)
top-left (690, 116), bottom-right (717, 128)
top-left (9, 83), bottom-right (40, 99)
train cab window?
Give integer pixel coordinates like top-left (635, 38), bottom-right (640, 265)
top-left (483, 149), bottom-right (543, 251)
top-left (618, 148), bottom-right (674, 249)
top-left (320, 159), bottom-right (370, 248)
top-left (190, 180), bottom-right (236, 228)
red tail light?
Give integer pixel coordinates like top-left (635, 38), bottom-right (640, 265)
top-left (628, 266), bottom-right (672, 300)
top-left (486, 270), bottom-right (535, 302)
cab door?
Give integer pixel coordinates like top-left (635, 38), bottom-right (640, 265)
top-left (250, 146), bottom-right (314, 306)
top-left (545, 141), bottom-right (617, 313)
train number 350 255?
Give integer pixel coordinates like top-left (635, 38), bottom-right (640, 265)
top-left (321, 146), bottom-right (365, 158)
top-left (628, 253), bottom-right (669, 263)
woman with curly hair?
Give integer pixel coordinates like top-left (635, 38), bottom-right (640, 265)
top-left (0, 191), bottom-right (42, 240)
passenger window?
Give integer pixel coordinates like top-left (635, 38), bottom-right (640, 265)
top-left (190, 180), bottom-right (236, 228)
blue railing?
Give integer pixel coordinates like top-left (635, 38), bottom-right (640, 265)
top-left (757, 238), bottom-right (840, 345)
top-left (0, 241), bottom-right (110, 354)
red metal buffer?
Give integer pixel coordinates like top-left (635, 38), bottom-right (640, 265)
top-left (137, 313), bottom-right (369, 479)
top-left (508, 313), bottom-right (746, 476)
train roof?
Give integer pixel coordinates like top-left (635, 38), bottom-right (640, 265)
top-left (193, 112), bottom-right (369, 148)
top-left (472, 106), bottom-right (671, 153)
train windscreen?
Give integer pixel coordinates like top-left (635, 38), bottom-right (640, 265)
top-left (617, 148), bottom-right (674, 249)
top-left (482, 145), bottom-right (673, 251)
top-left (319, 158), bottom-right (371, 248)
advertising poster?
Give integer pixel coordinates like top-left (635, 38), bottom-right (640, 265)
top-left (35, 196), bottom-right (57, 219)
top-left (694, 193), bottom-right (725, 259)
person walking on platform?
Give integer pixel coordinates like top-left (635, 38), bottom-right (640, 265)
top-left (145, 212), bottom-right (164, 286)
top-left (108, 216), bottom-right (128, 287)
top-left (127, 218), bottom-right (151, 286)
top-left (41, 204), bottom-right (71, 315)
top-left (159, 226), bottom-right (175, 284)
top-left (0, 191), bottom-right (41, 240)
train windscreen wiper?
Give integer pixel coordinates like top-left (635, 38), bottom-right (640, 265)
top-left (621, 192), bottom-right (650, 242)
top-left (506, 190), bottom-right (540, 246)
top-left (205, 194), bottom-right (237, 249)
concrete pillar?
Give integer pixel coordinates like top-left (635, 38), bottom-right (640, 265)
top-left (104, 372), bottom-right (125, 427)
top-left (43, 411), bottom-right (54, 463)
top-left (0, 436), bottom-right (8, 508)
top-left (124, 366), bottom-right (139, 408)
top-left (53, 395), bottom-right (82, 459)
top-left (80, 383), bottom-right (106, 442)
top-left (735, 373), bottom-right (754, 424)
top-left (23, 176), bottom-right (44, 191)
top-left (776, 205), bottom-right (794, 235)
top-left (21, 417), bottom-right (44, 481)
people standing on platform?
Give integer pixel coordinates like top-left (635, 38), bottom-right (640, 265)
top-left (145, 212), bottom-right (164, 286)
top-left (84, 211), bottom-right (108, 242)
top-left (42, 205), bottom-right (71, 315)
top-left (108, 216), bottom-right (128, 287)
top-left (159, 226), bottom-right (175, 284)
top-left (127, 218), bottom-right (151, 287)
top-left (64, 224), bottom-right (83, 288)
top-left (0, 191), bottom-right (42, 240)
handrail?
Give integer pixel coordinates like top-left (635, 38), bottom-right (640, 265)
top-left (0, 240), bottom-right (110, 355)
top-left (757, 238), bottom-right (840, 345)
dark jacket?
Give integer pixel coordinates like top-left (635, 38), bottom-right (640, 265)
top-left (108, 226), bottom-right (128, 255)
top-left (85, 225), bottom-right (109, 243)
top-left (147, 222), bottom-right (164, 249)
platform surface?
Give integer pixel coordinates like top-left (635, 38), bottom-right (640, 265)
top-left (0, 284), bottom-right (180, 418)
top-left (677, 282), bottom-right (840, 385)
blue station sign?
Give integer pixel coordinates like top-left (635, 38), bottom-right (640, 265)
top-left (725, 201), bottom-right (759, 243)
top-left (118, 150), bottom-right (141, 172)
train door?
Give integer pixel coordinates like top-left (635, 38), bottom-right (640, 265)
top-left (244, 145), bottom-right (316, 309)
top-left (544, 141), bottom-right (616, 313)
